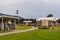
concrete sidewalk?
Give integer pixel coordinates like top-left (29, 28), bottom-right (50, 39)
top-left (0, 27), bottom-right (37, 36)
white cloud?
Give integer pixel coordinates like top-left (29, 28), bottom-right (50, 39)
top-left (0, 0), bottom-right (32, 5)
top-left (0, 0), bottom-right (60, 18)
top-left (0, 0), bottom-right (60, 6)
top-left (41, 0), bottom-right (60, 4)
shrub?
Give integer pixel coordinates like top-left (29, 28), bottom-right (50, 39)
top-left (38, 26), bottom-right (49, 29)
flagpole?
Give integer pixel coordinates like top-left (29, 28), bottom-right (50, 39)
top-left (16, 10), bottom-right (19, 25)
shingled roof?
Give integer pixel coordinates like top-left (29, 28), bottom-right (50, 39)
top-left (0, 13), bottom-right (24, 19)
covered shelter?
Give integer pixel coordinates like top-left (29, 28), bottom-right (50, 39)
top-left (0, 13), bottom-right (23, 30)
top-left (23, 21), bottom-right (32, 26)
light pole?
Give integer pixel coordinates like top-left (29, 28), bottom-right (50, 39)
top-left (16, 10), bottom-right (19, 25)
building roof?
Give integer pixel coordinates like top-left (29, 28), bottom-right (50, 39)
top-left (36, 17), bottom-right (59, 21)
top-left (0, 13), bottom-right (24, 19)
top-left (23, 21), bottom-right (32, 23)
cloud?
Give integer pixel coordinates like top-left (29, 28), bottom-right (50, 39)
top-left (0, 0), bottom-right (33, 5)
top-left (0, 0), bottom-right (60, 18)
top-left (19, 0), bottom-right (60, 18)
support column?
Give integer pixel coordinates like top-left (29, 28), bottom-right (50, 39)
top-left (18, 18), bottom-right (19, 25)
top-left (15, 19), bottom-right (16, 30)
top-left (1, 17), bottom-right (4, 30)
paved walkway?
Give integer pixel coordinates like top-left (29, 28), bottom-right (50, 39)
top-left (0, 27), bottom-right (37, 36)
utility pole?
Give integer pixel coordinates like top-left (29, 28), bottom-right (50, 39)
top-left (16, 10), bottom-right (19, 25)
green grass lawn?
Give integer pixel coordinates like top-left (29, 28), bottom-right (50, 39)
top-left (16, 25), bottom-right (32, 30)
top-left (0, 29), bottom-right (60, 40)
top-left (0, 30), bottom-right (11, 33)
top-left (0, 25), bottom-right (32, 33)
top-left (0, 26), bottom-right (60, 40)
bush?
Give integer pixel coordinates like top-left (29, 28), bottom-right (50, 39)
top-left (38, 26), bottom-right (49, 29)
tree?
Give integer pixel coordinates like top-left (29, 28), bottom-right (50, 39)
top-left (47, 14), bottom-right (53, 17)
top-left (30, 19), bottom-right (36, 23)
top-left (57, 19), bottom-right (60, 23)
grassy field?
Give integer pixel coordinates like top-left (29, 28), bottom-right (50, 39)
top-left (16, 25), bottom-right (32, 30)
top-left (0, 26), bottom-right (60, 40)
top-left (0, 29), bottom-right (60, 40)
top-left (0, 30), bottom-right (11, 33)
top-left (0, 25), bottom-right (32, 33)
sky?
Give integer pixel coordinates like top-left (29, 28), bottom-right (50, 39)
top-left (0, 0), bottom-right (60, 18)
